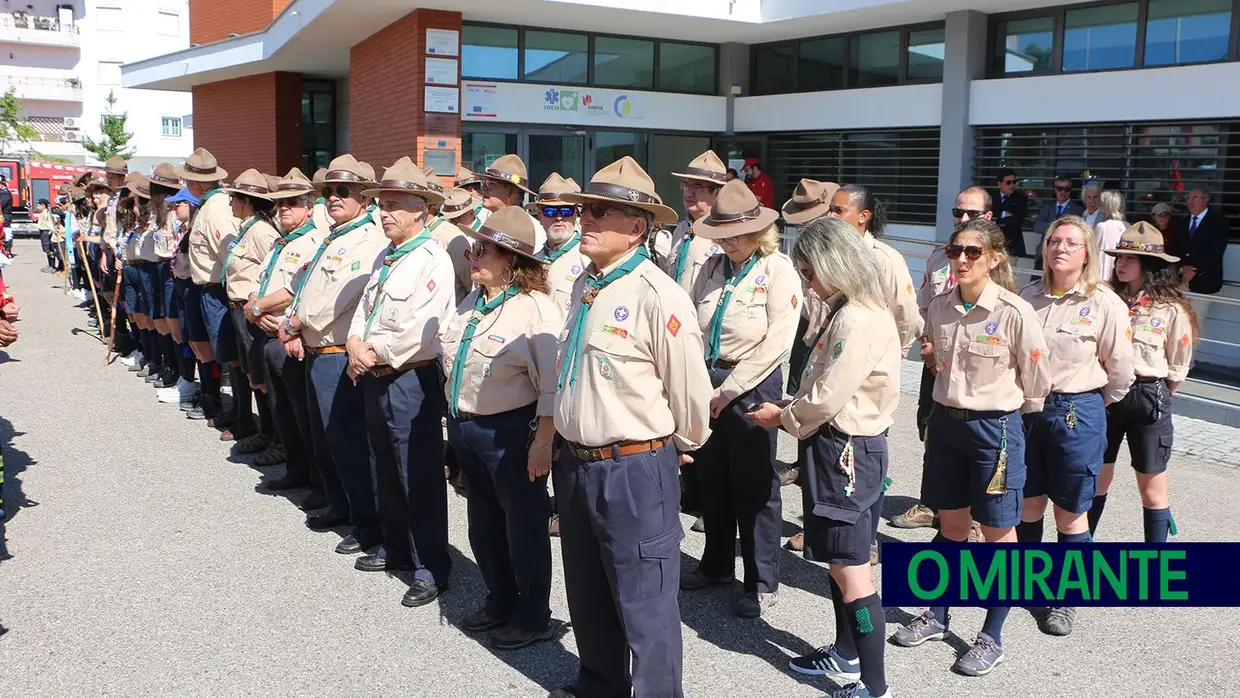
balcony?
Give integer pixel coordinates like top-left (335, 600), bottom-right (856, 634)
top-left (0, 75), bottom-right (83, 102)
top-left (0, 13), bottom-right (79, 48)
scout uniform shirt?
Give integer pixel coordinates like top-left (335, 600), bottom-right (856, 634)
top-left (425, 217), bottom-right (473, 303)
top-left (138, 215), bottom-right (177, 263)
top-left (102, 193), bottom-right (120, 251)
top-left (172, 218), bottom-right (194, 279)
top-left (295, 210), bottom-right (391, 349)
top-left (553, 247), bottom-right (713, 451)
top-left (440, 289), bottom-right (560, 417)
top-left (223, 218), bottom-right (281, 303)
top-left (254, 220), bottom-right (324, 303)
top-left (1126, 294), bottom-right (1194, 383)
top-left (188, 189), bottom-right (240, 285)
top-left (780, 298), bottom-right (901, 439)
top-left (927, 280), bottom-right (1052, 413)
top-left (918, 245), bottom-right (954, 317)
top-left (662, 218), bottom-right (720, 294)
top-left (866, 232), bottom-right (923, 350)
top-left (1019, 280), bottom-right (1134, 404)
top-left (545, 234), bottom-right (587, 322)
top-left (347, 235), bottom-right (456, 368)
top-left (312, 199), bottom-right (332, 231)
top-left (691, 251), bottom-right (802, 401)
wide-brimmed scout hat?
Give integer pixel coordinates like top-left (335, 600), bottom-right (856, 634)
top-left (268, 167), bottom-right (316, 201)
top-left (420, 165), bottom-right (444, 194)
top-left (103, 155), bottom-right (129, 176)
top-left (175, 147), bottom-right (228, 182)
top-left (69, 185), bottom-right (86, 202)
top-left (562, 156), bottom-right (678, 225)
top-left (671, 150), bottom-right (729, 186)
top-left (468, 205), bottom-right (546, 264)
top-left (320, 154), bottom-right (376, 187)
top-left (781, 178), bottom-right (840, 225)
top-left (694, 179), bottom-right (780, 239)
top-left (531, 172), bottom-right (580, 208)
top-left (72, 171), bottom-right (95, 188)
top-left (222, 169), bottom-right (274, 200)
top-left (479, 154), bottom-right (536, 196)
top-left (455, 166), bottom-right (483, 188)
top-left (439, 188), bottom-right (474, 220)
top-left (147, 162), bottom-right (182, 194)
top-left (312, 168), bottom-right (328, 187)
top-left (1105, 221), bottom-right (1179, 263)
top-left (121, 174), bottom-right (151, 201)
top-left (84, 179), bottom-right (114, 196)
top-left (360, 157), bottom-right (445, 204)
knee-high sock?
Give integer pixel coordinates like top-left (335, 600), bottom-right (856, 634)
top-left (200, 361), bottom-right (220, 398)
top-left (1087, 493), bottom-right (1108, 537)
top-left (178, 344), bottom-right (196, 382)
top-left (1016, 518), bottom-right (1044, 543)
top-left (1058, 530), bottom-right (1091, 543)
top-left (1143, 507), bottom-right (1174, 543)
top-left (981, 607), bottom-right (1010, 645)
top-left (140, 330), bottom-right (159, 369)
top-left (255, 388), bottom-right (275, 436)
top-left (830, 577), bottom-right (858, 661)
top-left (162, 334), bottom-right (179, 373)
top-left (928, 531), bottom-right (952, 624)
top-left (846, 593), bottom-right (888, 697)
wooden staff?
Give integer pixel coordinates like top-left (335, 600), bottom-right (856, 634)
top-left (105, 254), bottom-right (124, 361)
top-left (76, 238), bottom-right (105, 342)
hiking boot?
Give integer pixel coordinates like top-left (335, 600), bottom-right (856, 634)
top-left (891, 610), bottom-right (948, 647)
top-left (954, 633), bottom-right (1005, 676)
top-left (734, 591), bottom-right (778, 618)
top-left (1043, 606), bottom-right (1076, 636)
top-left (891, 503), bottom-right (937, 529)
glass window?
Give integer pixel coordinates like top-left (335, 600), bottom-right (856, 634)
top-left (1145, 0), bottom-right (1231, 67)
top-left (161, 117), bottom-right (181, 137)
top-left (752, 44), bottom-right (796, 95)
top-left (524, 31), bottom-right (588, 83)
top-left (658, 42), bottom-right (715, 93)
top-left (1063, 3), bottom-right (1139, 72)
top-left (799, 37), bottom-right (846, 91)
top-left (595, 131), bottom-right (648, 170)
top-left (312, 92), bottom-right (332, 124)
top-left (993, 17), bottom-right (1055, 74)
top-left (850, 31), bottom-right (901, 87)
top-left (462, 132), bottom-right (518, 173)
top-left (594, 37), bottom-right (653, 88)
top-left (462, 25), bottom-right (518, 80)
top-left (907, 27), bottom-right (946, 81)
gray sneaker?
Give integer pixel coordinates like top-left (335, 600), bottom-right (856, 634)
top-left (734, 591), bottom-right (778, 618)
top-left (890, 610), bottom-right (947, 647)
top-left (1043, 607), bottom-right (1076, 636)
top-left (788, 644), bottom-right (861, 681)
top-left (679, 569), bottom-right (733, 591)
top-left (824, 683), bottom-right (891, 698)
top-left (954, 633), bottom-right (1005, 676)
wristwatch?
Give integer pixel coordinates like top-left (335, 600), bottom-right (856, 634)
top-left (283, 315), bottom-right (298, 336)
top-left (251, 303), bottom-right (262, 318)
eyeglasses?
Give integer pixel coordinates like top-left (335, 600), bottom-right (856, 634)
top-left (1054, 186), bottom-right (1072, 192)
top-left (540, 205), bottom-right (577, 218)
top-left (276, 197), bottom-right (309, 209)
top-left (681, 181), bottom-right (715, 193)
top-left (1047, 237), bottom-right (1084, 251)
top-left (951, 208), bottom-right (986, 219)
top-left (583, 203), bottom-right (637, 219)
top-left (945, 244), bottom-right (984, 261)
top-left (321, 185), bottom-right (356, 200)
top-left (1001, 178), bottom-right (1017, 186)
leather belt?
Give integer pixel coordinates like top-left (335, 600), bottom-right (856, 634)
top-left (710, 359), bottom-right (739, 369)
top-left (1135, 376), bottom-right (1166, 384)
top-left (228, 300), bottom-right (247, 310)
top-left (941, 406), bottom-right (1008, 421)
top-left (307, 344), bottom-right (347, 355)
top-left (367, 359), bottom-right (434, 377)
top-left (564, 436), bottom-right (673, 463)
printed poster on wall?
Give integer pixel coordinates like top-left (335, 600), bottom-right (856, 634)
top-left (463, 82), bottom-right (499, 118)
top-left (425, 57), bottom-right (458, 86)
top-left (424, 86), bottom-right (459, 114)
top-left (425, 29), bottom-right (459, 56)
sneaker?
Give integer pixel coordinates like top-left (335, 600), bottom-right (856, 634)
top-left (891, 610), bottom-right (948, 647)
top-left (891, 504), bottom-right (937, 529)
top-left (734, 591), bottom-right (777, 618)
top-left (954, 633), bottom-right (1004, 676)
top-left (824, 683), bottom-right (891, 698)
top-left (869, 542), bottom-right (879, 566)
top-left (784, 530), bottom-right (805, 552)
top-left (680, 569), bottom-right (734, 591)
top-left (1043, 607), bottom-right (1076, 636)
top-left (158, 378), bottom-right (199, 404)
top-left (789, 644), bottom-right (861, 681)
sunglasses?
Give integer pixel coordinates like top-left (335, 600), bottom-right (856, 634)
top-left (583, 203), bottom-right (636, 219)
top-left (321, 185), bottom-right (357, 200)
top-left (951, 208), bottom-right (986, 219)
top-left (540, 205), bottom-right (577, 218)
top-left (276, 197), bottom-right (309, 209)
top-left (945, 244), bottom-right (984, 261)
top-left (466, 240), bottom-right (495, 260)
top-left (1054, 186), bottom-right (1072, 192)
top-left (1001, 178), bottom-right (1017, 186)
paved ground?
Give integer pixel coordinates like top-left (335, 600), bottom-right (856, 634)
top-left (2, 239), bottom-right (1239, 697)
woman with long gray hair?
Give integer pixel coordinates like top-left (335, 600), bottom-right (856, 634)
top-left (746, 216), bottom-right (898, 698)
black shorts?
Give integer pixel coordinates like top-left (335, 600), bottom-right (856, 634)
top-left (798, 429), bottom-right (886, 566)
top-left (1105, 379), bottom-right (1174, 474)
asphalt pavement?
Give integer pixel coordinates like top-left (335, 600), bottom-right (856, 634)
top-left (1, 239), bottom-right (1238, 697)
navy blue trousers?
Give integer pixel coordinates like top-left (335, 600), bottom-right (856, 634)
top-left (264, 339), bottom-right (318, 490)
top-left (306, 351), bottom-right (379, 539)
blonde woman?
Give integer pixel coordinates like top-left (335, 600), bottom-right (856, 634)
top-left (1094, 190), bottom-right (1126, 280)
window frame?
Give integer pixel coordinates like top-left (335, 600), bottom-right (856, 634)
top-left (160, 116), bottom-right (182, 138)
top-left (156, 10), bottom-right (181, 37)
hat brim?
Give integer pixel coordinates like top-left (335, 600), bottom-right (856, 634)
top-left (324, 177), bottom-right (378, 188)
top-left (528, 196), bottom-right (579, 210)
top-left (174, 165), bottom-right (228, 182)
top-left (780, 200), bottom-right (830, 226)
top-left (221, 186), bottom-right (273, 201)
top-left (465, 224), bottom-right (547, 265)
top-left (560, 191), bottom-right (679, 225)
top-left (440, 206), bottom-right (474, 221)
top-left (104, 168), bottom-right (128, 176)
top-left (479, 171), bottom-right (537, 196)
top-left (693, 207), bottom-right (780, 239)
top-left (1104, 248), bottom-right (1180, 263)
top-left (359, 186), bottom-right (445, 205)
top-left (266, 187), bottom-right (316, 201)
top-left (671, 171), bottom-right (728, 187)
top-left (84, 181), bottom-right (113, 194)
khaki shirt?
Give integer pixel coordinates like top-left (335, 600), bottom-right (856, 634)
top-left (312, 200), bottom-right (332, 231)
top-left (918, 246), bottom-right (954, 314)
top-left (781, 299), bottom-right (901, 438)
top-left (172, 220), bottom-right (193, 279)
top-left (188, 190), bottom-right (240, 285)
top-left (691, 252), bottom-right (802, 401)
top-left (138, 217), bottom-right (176, 262)
top-left (426, 218), bottom-right (473, 303)
top-left (927, 281), bottom-right (1052, 413)
top-left (553, 248), bottom-right (713, 451)
top-left (103, 194), bottom-right (120, 249)
top-left (867, 233), bottom-right (923, 350)
top-left (1019, 281), bottom-right (1134, 404)
top-left (256, 222), bottom-right (325, 300)
top-left (1128, 295), bottom-right (1194, 382)
top-left (546, 242), bottom-right (587, 323)
top-left (649, 225), bottom-right (672, 263)
top-left (662, 219), bottom-right (721, 294)
top-left (441, 289), bottom-right (560, 417)
top-left (347, 238), bottom-right (456, 367)
top-left (122, 225), bottom-right (141, 261)
top-left (296, 213), bottom-right (390, 348)
top-left (225, 219), bottom-right (282, 302)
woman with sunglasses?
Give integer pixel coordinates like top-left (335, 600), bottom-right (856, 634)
top-left (440, 205), bottom-right (560, 648)
top-left (1016, 215), bottom-right (1134, 638)
top-left (747, 216), bottom-right (897, 698)
top-left (678, 180), bottom-right (800, 619)
top-left (1091, 222), bottom-right (1195, 545)
top-left (892, 218), bottom-right (1050, 677)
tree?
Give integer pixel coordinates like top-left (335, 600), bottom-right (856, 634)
top-left (0, 88), bottom-right (37, 157)
top-left (29, 151), bottom-right (72, 164)
top-left (82, 90), bottom-right (134, 161)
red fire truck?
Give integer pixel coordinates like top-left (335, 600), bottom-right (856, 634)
top-left (0, 158), bottom-right (104, 223)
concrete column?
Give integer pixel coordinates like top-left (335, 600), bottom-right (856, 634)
top-left (936, 10), bottom-right (989, 240)
top-left (718, 42), bottom-right (749, 135)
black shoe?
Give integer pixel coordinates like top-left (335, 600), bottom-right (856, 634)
top-left (298, 491), bottom-right (329, 511)
top-left (213, 412), bottom-right (237, 430)
top-left (401, 579), bottom-right (446, 608)
top-left (305, 513), bottom-right (348, 531)
top-left (267, 476), bottom-right (308, 491)
top-left (460, 608), bottom-right (508, 633)
top-left (153, 371), bottom-right (177, 389)
top-left (336, 535), bottom-right (375, 556)
top-left (353, 552), bottom-right (410, 570)
top-left (144, 368), bottom-right (163, 383)
top-left (491, 624), bottom-right (556, 651)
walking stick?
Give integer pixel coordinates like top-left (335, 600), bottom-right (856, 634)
top-left (105, 255), bottom-right (123, 361)
top-left (77, 238), bottom-right (105, 342)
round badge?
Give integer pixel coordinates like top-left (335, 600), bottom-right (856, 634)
top-left (985, 321), bottom-right (998, 335)
top-left (1080, 306), bottom-right (1091, 317)
top-left (1152, 317), bottom-right (1162, 328)
top-left (571, 264), bottom-right (582, 274)
top-left (336, 247), bottom-right (347, 255)
top-left (614, 306), bottom-right (629, 321)
top-left (755, 275), bottom-right (766, 285)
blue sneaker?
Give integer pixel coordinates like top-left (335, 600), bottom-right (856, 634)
top-left (789, 644), bottom-right (861, 681)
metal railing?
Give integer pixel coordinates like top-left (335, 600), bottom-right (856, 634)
top-left (0, 14), bottom-right (80, 45)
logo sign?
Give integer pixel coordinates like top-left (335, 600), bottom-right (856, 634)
top-left (545, 89), bottom-right (579, 112)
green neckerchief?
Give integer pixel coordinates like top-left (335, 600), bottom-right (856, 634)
top-left (256, 219), bottom-right (316, 298)
top-left (962, 301), bottom-right (975, 312)
top-left (705, 252), bottom-right (761, 367)
top-left (447, 286), bottom-right (520, 417)
top-left (201, 188), bottom-right (226, 206)
top-left (288, 205), bottom-right (376, 313)
top-left (219, 216), bottom-right (259, 285)
top-left (543, 233), bottom-right (580, 263)
top-left (314, 197), bottom-right (326, 206)
top-left (425, 217), bottom-right (445, 236)
top-left (788, 295), bottom-right (848, 394)
top-left (468, 202), bottom-right (485, 232)
top-left (557, 245), bottom-right (650, 391)
top-left (672, 226), bottom-right (694, 283)
top-left (362, 230), bottom-right (433, 340)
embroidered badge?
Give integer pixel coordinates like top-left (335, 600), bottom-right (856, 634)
top-left (791, 296), bottom-right (798, 309)
top-left (350, 259), bottom-right (361, 272)
top-left (906, 282), bottom-right (914, 294)
top-left (985, 321), bottom-right (998, 335)
top-left (336, 246), bottom-right (347, 255)
top-left (482, 363), bottom-right (493, 379)
top-left (747, 306), bottom-right (757, 319)
top-left (1126, 327), bottom-right (1133, 341)
top-left (975, 334), bottom-right (1002, 344)
top-left (1180, 333), bottom-right (1191, 346)
top-left (486, 334), bottom-right (506, 343)
top-left (832, 340), bottom-right (843, 359)
top-left (709, 245), bottom-right (721, 255)
top-left (598, 356), bottom-right (615, 380)
top-left (1065, 401), bottom-right (1079, 430)
top-left (1151, 317), bottom-right (1162, 328)
top-left (1031, 348), bottom-right (1042, 364)
top-left (571, 264), bottom-right (582, 274)
top-left (666, 315), bottom-right (681, 336)
top-left (755, 275), bottom-right (766, 285)
top-left (385, 307), bottom-right (399, 323)
top-left (1080, 306), bottom-right (1091, 318)
top-left (614, 306), bottom-right (629, 321)
top-left (754, 285), bottom-right (767, 294)
top-left (600, 324), bottom-right (629, 339)
top-left (427, 280), bottom-right (436, 292)
top-left (284, 252), bottom-right (300, 264)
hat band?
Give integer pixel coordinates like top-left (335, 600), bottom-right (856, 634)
top-left (584, 182), bottom-right (661, 206)
top-left (277, 182), bottom-right (313, 192)
top-left (538, 192), bottom-right (575, 201)
top-left (150, 175), bottom-right (179, 186)
top-left (685, 166), bottom-right (728, 183)
top-left (1116, 239), bottom-right (1166, 253)
top-left (708, 204), bottom-right (763, 225)
top-left (441, 203), bottom-right (468, 213)
top-left (787, 194), bottom-right (828, 210)
top-left (325, 170), bottom-right (364, 182)
top-left (233, 183), bottom-right (269, 195)
top-left (377, 179), bottom-right (436, 196)
top-left (475, 224), bottom-right (536, 257)
top-left (485, 168), bottom-right (528, 188)
top-left (456, 177), bottom-right (482, 187)
top-left (182, 162), bottom-right (217, 176)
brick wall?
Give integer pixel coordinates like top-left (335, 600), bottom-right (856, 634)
top-left (191, 72), bottom-right (302, 178)
top-left (189, 0), bottom-right (292, 46)
top-left (349, 9), bottom-right (462, 189)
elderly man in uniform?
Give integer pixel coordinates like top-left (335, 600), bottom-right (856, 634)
top-left (454, 166), bottom-right (488, 232)
top-left (478, 154), bottom-right (546, 252)
top-left (662, 151), bottom-right (727, 295)
top-left (280, 154), bottom-right (390, 554)
top-left (530, 172), bottom-right (585, 321)
top-left (550, 156), bottom-right (712, 698)
top-left (344, 158), bottom-right (457, 607)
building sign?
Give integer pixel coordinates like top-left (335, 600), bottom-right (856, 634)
top-left (425, 29), bottom-right (459, 57)
top-left (462, 81), bottom-right (726, 132)
top-left (424, 86), bottom-right (459, 114)
top-left (425, 58), bottom-right (458, 86)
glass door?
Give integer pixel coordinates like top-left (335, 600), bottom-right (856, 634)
top-left (524, 131), bottom-right (586, 193)
top-left (462, 129), bottom-right (519, 174)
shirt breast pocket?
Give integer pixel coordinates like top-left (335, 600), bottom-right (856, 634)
top-left (735, 297), bottom-right (768, 326)
top-left (961, 341), bottom-right (1008, 384)
top-left (585, 331), bottom-right (644, 390)
top-left (473, 336), bottom-right (518, 382)
top-left (377, 280), bottom-right (412, 331)
top-left (1133, 331), bottom-right (1162, 361)
top-left (1054, 322), bottom-right (1097, 363)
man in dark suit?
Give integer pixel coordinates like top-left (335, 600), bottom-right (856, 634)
top-left (1172, 187), bottom-right (1230, 324)
top-left (991, 168), bottom-right (1029, 259)
top-left (1032, 175), bottom-right (1086, 269)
